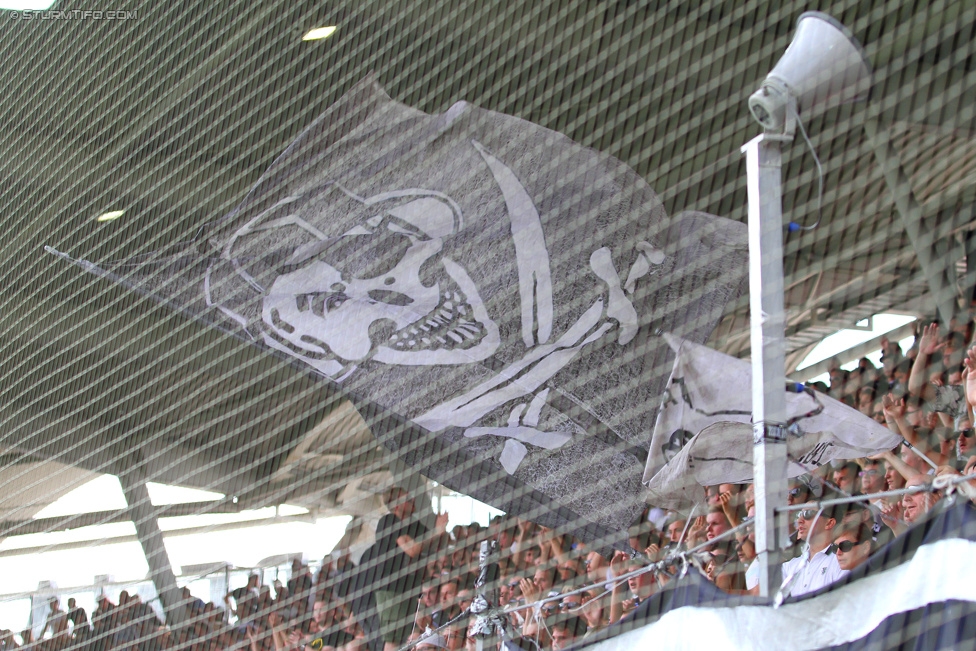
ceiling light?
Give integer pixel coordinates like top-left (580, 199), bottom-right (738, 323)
top-left (302, 26), bottom-right (337, 41)
top-left (95, 210), bottom-right (124, 222)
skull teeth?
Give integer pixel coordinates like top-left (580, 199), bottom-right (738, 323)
top-left (386, 286), bottom-right (487, 353)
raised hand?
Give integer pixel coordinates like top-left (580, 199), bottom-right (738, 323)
top-left (882, 393), bottom-right (906, 420)
top-left (435, 513), bottom-right (450, 532)
top-left (718, 491), bottom-right (740, 527)
top-left (880, 499), bottom-right (905, 535)
top-left (918, 323), bottom-right (946, 357)
top-left (610, 550), bottom-right (629, 578)
top-left (963, 344), bottom-right (976, 408)
top-left (687, 515), bottom-right (707, 543)
top-left (644, 543), bottom-right (661, 561)
top-left (287, 629), bottom-right (303, 648)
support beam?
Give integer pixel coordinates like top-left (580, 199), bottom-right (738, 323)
top-left (0, 502), bottom-right (243, 538)
top-left (864, 120), bottom-right (958, 326)
top-left (742, 133), bottom-right (790, 598)
top-left (117, 454), bottom-right (184, 625)
top-left (784, 342), bottom-right (818, 376)
top-left (0, 512), bottom-right (315, 559)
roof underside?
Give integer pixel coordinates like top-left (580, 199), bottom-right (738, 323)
top-left (0, 0), bottom-right (973, 526)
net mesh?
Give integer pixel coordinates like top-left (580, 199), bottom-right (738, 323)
top-left (1, 1), bottom-right (975, 650)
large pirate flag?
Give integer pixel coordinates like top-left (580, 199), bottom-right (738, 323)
top-left (48, 78), bottom-right (747, 539)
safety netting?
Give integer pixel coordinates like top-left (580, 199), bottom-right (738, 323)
top-left (2, 1), bottom-right (976, 650)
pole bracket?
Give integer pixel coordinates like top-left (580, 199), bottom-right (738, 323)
top-left (754, 422), bottom-right (787, 444)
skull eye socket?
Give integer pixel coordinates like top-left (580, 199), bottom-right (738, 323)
top-left (325, 293), bottom-right (347, 312)
top-left (317, 230), bottom-right (412, 279)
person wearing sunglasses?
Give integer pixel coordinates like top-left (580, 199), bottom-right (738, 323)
top-left (787, 480), bottom-right (811, 506)
top-left (780, 502), bottom-right (848, 598)
top-left (956, 421), bottom-right (976, 462)
top-left (832, 521), bottom-right (874, 572)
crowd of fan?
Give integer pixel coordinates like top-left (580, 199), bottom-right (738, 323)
top-left (2, 323), bottom-right (975, 651)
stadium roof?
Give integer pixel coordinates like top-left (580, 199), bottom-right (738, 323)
top-left (0, 0), bottom-right (973, 527)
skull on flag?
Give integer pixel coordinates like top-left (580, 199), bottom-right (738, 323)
top-left (210, 185), bottom-right (501, 380)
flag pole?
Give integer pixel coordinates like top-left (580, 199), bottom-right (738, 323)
top-left (742, 131), bottom-right (792, 598)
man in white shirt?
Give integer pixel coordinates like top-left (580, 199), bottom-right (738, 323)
top-left (781, 505), bottom-right (849, 597)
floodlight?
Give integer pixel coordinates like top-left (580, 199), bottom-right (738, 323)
top-left (302, 26), bottom-right (337, 41)
top-left (95, 210), bottom-right (125, 222)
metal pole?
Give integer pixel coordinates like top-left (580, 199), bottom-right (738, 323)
top-left (117, 456), bottom-right (185, 625)
top-left (864, 120), bottom-right (957, 326)
top-left (742, 133), bottom-right (791, 598)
